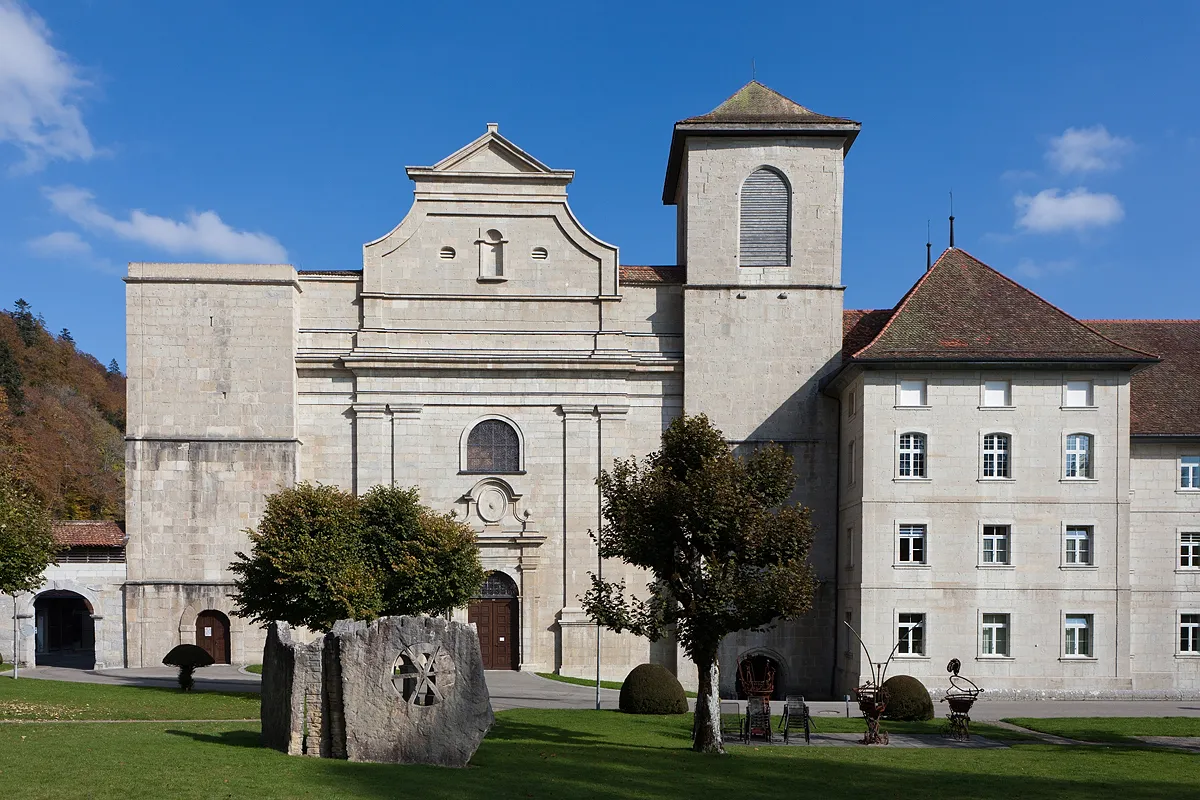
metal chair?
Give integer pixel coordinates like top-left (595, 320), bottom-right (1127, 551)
top-left (743, 696), bottom-right (773, 743)
top-left (719, 700), bottom-right (741, 742)
top-left (779, 694), bottom-right (811, 743)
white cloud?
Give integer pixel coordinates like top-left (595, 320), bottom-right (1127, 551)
top-left (27, 229), bottom-right (91, 257)
top-left (1015, 257), bottom-right (1076, 279)
top-left (1014, 188), bottom-right (1124, 233)
top-left (0, 1), bottom-right (95, 170)
top-left (1046, 125), bottom-right (1132, 173)
top-left (44, 185), bottom-right (289, 262)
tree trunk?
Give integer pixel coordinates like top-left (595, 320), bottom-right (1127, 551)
top-left (692, 654), bottom-right (724, 754)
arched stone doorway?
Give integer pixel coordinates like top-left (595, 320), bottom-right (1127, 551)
top-left (34, 591), bottom-right (95, 669)
top-left (195, 610), bottom-right (231, 664)
top-left (735, 652), bottom-right (785, 701)
top-left (468, 572), bottom-right (519, 670)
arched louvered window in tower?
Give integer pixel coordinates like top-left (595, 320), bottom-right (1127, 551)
top-left (466, 419), bottom-right (521, 473)
top-left (739, 167), bottom-right (790, 267)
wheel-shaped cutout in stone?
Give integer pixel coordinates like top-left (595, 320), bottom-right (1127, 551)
top-left (391, 641), bottom-right (457, 706)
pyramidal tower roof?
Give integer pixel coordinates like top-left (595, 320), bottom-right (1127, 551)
top-left (682, 80), bottom-right (858, 125)
top-left (663, 81), bottom-right (861, 203)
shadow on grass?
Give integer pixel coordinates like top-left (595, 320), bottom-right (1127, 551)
top-left (165, 729), bottom-right (263, 749)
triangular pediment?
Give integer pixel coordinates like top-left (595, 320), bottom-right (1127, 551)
top-left (430, 126), bottom-right (557, 175)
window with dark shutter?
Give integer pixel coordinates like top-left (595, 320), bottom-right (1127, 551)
top-left (739, 167), bottom-right (789, 267)
top-left (466, 419), bottom-right (521, 473)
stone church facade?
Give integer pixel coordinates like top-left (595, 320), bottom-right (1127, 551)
top-left (12, 82), bottom-right (1194, 698)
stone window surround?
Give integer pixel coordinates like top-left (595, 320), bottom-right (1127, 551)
top-left (979, 429), bottom-right (1015, 481)
top-left (1176, 529), bottom-right (1200, 572)
top-left (1061, 611), bottom-right (1097, 660)
top-left (459, 414), bottom-right (526, 475)
top-left (1061, 376), bottom-right (1099, 410)
top-left (846, 439), bottom-right (856, 487)
top-left (1062, 430), bottom-right (1097, 482)
top-left (895, 428), bottom-right (929, 481)
top-left (893, 610), bottom-right (928, 658)
top-left (978, 610), bottom-right (1014, 659)
top-left (1061, 521), bottom-right (1099, 569)
top-left (894, 519), bottom-right (930, 567)
top-left (978, 520), bottom-right (1014, 568)
top-left (1179, 455), bottom-right (1200, 492)
top-left (895, 375), bottom-right (929, 408)
top-left (1177, 609), bottom-right (1200, 657)
top-left (979, 376), bottom-right (1014, 409)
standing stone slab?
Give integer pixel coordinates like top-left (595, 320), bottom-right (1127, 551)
top-left (331, 616), bottom-right (493, 766)
top-left (261, 622), bottom-right (327, 756)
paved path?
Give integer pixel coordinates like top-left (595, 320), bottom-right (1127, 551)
top-left (7, 666), bottom-right (1200, 720)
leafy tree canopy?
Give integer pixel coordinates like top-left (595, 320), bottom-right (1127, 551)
top-left (581, 414), bottom-right (817, 753)
top-left (231, 483), bottom-right (486, 631)
top-left (0, 467), bottom-right (56, 596)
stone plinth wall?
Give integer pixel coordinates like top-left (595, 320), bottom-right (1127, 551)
top-left (262, 616), bottom-right (494, 766)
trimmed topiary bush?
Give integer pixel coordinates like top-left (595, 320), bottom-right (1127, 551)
top-left (881, 674), bottom-right (934, 721)
top-left (619, 663), bottom-right (688, 714)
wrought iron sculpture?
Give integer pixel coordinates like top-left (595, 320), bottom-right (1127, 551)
top-left (940, 658), bottom-right (984, 740)
top-left (843, 621), bottom-right (920, 745)
top-left (738, 657), bottom-right (775, 700)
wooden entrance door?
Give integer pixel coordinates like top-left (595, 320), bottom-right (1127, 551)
top-left (196, 611), bottom-right (231, 664)
top-left (468, 598), bottom-right (518, 670)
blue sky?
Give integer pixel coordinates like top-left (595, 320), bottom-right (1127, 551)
top-left (2, 0), bottom-right (1198, 369)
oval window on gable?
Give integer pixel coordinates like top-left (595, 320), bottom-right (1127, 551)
top-left (466, 419), bottom-right (521, 473)
top-left (739, 167), bottom-right (789, 267)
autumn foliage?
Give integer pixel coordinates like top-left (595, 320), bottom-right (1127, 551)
top-left (0, 299), bottom-right (125, 520)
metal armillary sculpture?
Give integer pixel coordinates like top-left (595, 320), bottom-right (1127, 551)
top-left (941, 658), bottom-right (984, 740)
top-left (843, 622), bottom-right (917, 746)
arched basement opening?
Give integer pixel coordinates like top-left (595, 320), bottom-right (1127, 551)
top-left (195, 610), bottom-right (231, 664)
top-left (34, 591), bottom-right (95, 669)
top-left (735, 652), bottom-right (785, 701)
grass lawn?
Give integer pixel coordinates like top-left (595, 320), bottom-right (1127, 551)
top-left (1004, 716), bottom-right (1200, 744)
top-left (1, 680), bottom-right (1198, 799)
top-left (0, 676), bottom-right (259, 720)
top-left (536, 671), bottom-right (698, 698)
top-left (245, 664), bottom-right (263, 675)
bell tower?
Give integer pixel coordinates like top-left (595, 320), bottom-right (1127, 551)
top-left (664, 82), bottom-right (860, 697)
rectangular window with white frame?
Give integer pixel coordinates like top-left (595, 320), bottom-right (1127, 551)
top-left (982, 433), bottom-right (1011, 478)
top-left (982, 379), bottom-right (1011, 408)
top-left (898, 433), bottom-right (927, 478)
top-left (1064, 379), bottom-right (1094, 408)
top-left (1064, 526), bottom-right (1094, 566)
top-left (982, 525), bottom-right (1011, 565)
top-left (897, 613), bottom-right (925, 655)
top-left (1181, 456), bottom-right (1200, 490)
top-left (1064, 614), bottom-right (1093, 657)
top-left (898, 379), bottom-right (927, 407)
top-left (1180, 532), bottom-right (1200, 569)
top-left (1180, 614), bottom-right (1200, 654)
top-left (981, 613), bottom-right (1010, 657)
top-left (897, 524), bottom-right (927, 564)
top-left (1064, 433), bottom-right (1093, 479)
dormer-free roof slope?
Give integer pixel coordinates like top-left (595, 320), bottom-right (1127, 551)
top-left (1085, 320), bottom-right (1200, 436)
top-left (848, 248), bottom-right (1158, 364)
top-left (682, 81), bottom-right (859, 126)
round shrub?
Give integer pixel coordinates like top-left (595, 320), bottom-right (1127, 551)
top-left (619, 663), bottom-right (688, 715)
top-left (881, 674), bottom-right (934, 721)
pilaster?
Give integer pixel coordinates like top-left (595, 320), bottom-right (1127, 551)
top-left (352, 403), bottom-right (392, 493)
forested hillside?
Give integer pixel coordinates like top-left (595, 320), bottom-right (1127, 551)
top-left (0, 299), bottom-right (125, 520)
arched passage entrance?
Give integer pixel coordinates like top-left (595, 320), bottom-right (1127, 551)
top-left (195, 610), bottom-right (231, 664)
top-left (34, 591), bottom-right (95, 669)
top-left (468, 572), bottom-right (519, 670)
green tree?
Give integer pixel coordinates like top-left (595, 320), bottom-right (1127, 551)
top-left (10, 299), bottom-right (40, 347)
top-left (0, 467), bottom-right (56, 671)
top-left (0, 341), bottom-right (23, 414)
top-left (361, 486), bottom-right (487, 617)
top-left (581, 414), bottom-right (817, 754)
top-left (231, 483), bottom-right (486, 632)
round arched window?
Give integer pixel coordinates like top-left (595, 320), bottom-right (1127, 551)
top-left (466, 419), bottom-right (520, 473)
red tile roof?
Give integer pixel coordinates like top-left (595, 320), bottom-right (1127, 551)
top-left (847, 249), bottom-right (1157, 363)
top-left (52, 521), bottom-right (126, 548)
top-left (1085, 320), bottom-right (1200, 436)
top-left (620, 265), bottom-right (686, 285)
